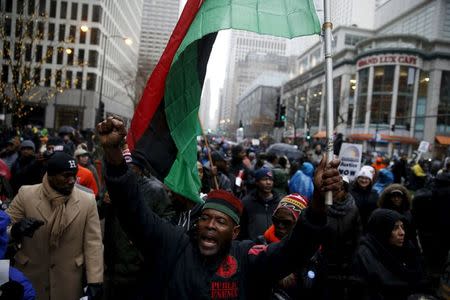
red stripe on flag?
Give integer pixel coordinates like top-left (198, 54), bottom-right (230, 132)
top-left (127, 0), bottom-right (204, 150)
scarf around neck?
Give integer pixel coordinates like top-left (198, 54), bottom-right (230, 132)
top-left (264, 225), bottom-right (280, 243)
top-left (42, 174), bottom-right (70, 248)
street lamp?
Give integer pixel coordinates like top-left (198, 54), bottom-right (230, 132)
top-left (81, 26), bottom-right (132, 122)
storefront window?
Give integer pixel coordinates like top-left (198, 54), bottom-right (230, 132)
top-left (396, 67), bottom-right (416, 126)
top-left (308, 84), bottom-right (322, 128)
top-left (415, 71), bottom-right (428, 135)
top-left (356, 68), bottom-right (369, 124)
top-left (348, 75), bottom-right (356, 126)
top-left (371, 66), bottom-right (395, 125)
top-left (437, 71), bottom-right (450, 134)
top-left (297, 91), bottom-right (307, 128)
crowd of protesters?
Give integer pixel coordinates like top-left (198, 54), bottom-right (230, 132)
top-left (0, 121), bottom-right (448, 300)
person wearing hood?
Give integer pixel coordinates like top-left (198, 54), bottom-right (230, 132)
top-left (321, 176), bottom-right (362, 300)
top-left (0, 138), bottom-right (19, 169)
top-left (349, 166), bottom-right (378, 229)
top-left (372, 168), bottom-right (394, 196)
top-left (0, 210), bottom-right (35, 300)
top-left (289, 162), bottom-right (314, 201)
top-left (351, 209), bottom-right (429, 299)
top-left (378, 184), bottom-right (416, 244)
top-left (10, 140), bottom-right (46, 195)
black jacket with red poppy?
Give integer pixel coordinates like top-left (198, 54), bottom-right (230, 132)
top-left (105, 162), bottom-right (326, 300)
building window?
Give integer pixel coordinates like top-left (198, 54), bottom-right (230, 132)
top-left (396, 67), bottom-right (416, 127)
top-left (308, 84), bottom-right (322, 128)
top-left (26, 22), bottom-right (33, 37)
top-left (46, 46), bottom-right (53, 63)
top-left (75, 72), bottom-right (82, 89)
top-left (68, 25), bottom-right (76, 42)
top-left (58, 24), bottom-right (65, 41)
top-left (344, 34), bottom-right (366, 46)
top-left (90, 28), bottom-right (100, 45)
top-left (57, 47), bottom-right (64, 64)
top-left (5, 0), bottom-right (13, 12)
top-left (5, 18), bottom-right (12, 37)
top-left (60, 1), bottom-right (67, 19)
top-left (25, 43), bottom-right (32, 61)
top-left (44, 69), bottom-right (52, 87)
top-left (34, 67), bottom-right (41, 85)
top-left (437, 71), bottom-right (450, 134)
top-left (27, 0), bottom-right (35, 15)
top-left (92, 5), bottom-right (102, 22)
top-left (47, 23), bottom-right (55, 41)
top-left (415, 71), bottom-right (429, 134)
top-left (3, 41), bottom-right (10, 60)
top-left (1, 65), bottom-right (8, 83)
top-left (71, 2), bottom-right (78, 20)
top-left (17, 0), bottom-right (24, 14)
top-left (56, 69), bottom-right (62, 87)
top-left (37, 21), bottom-right (45, 39)
top-left (78, 49), bottom-right (85, 65)
top-left (81, 4), bottom-right (88, 21)
top-left (15, 20), bottom-right (23, 37)
top-left (370, 66), bottom-right (395, 125)
top-left (86, 73), bottom-right (97, 91)
top-left (67, 48), bottom-right (74, 65)
top-left (80, 29), bottom-right (86, 44)
top-left (38, 0), bottom-right (46, 16)
top-left (50, 0), bottom-right (56, 18)
top-left (356, 68), bottom-right (369, 124)
top-left (35, 45), bottom-right (43, 62)
top-left (66, 71), bottom-right (73, 88)
top-left (14, 43), bottom-right (22, 61)
top-left (88, 50), bottom-right (98, 67)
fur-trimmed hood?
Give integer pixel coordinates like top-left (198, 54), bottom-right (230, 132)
top-left (378, 183), bottom-right (411, 212)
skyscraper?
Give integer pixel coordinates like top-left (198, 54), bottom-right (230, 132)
top-left (0, 0), bottom-right (142, 128)
top-left (137, 0), bottom-right (179, 97)
top-left (219, 30), bottom-right (287, 131)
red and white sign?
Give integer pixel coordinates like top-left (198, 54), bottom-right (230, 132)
top-left (356, 54), bottom-right (422, 70)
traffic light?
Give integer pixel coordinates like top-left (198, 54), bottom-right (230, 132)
top-left (391, 124), bottom-right (396, 132)
top-left (306, 130), bottom-right (311, 140)
top-left (280, 105), bottom-right (286, 122)
top-left (96, 101), bottom-right (105, 124)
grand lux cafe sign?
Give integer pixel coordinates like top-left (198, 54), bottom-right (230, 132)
top-left (356, 54), bottom-right (422, 70)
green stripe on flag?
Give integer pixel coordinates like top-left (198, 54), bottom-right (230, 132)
top-left (164, 0), bottom-right (321, 203)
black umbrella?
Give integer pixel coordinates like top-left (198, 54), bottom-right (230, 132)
top-left (58, 125), bottom-right (75, 135)
top-left (267, 143), bottom-right (302, 161)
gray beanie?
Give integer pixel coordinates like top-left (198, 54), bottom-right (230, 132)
top-left (20, 140), bottom-right (35, 151)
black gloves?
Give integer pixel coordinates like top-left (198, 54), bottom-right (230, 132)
top-left (10, 218), bottom-right (44, 241)
top-left (85, 283), bottom-right (103, 300)
top-left (0, 280), bottom-right (24, 300)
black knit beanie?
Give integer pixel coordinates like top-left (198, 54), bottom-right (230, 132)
top-left (47, 151), bottom-right (78, 176)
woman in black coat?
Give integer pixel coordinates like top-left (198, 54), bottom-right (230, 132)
top-left (351, 209), bottom-right (428, 300)
top-left (349, 166), bottom-right (378, 229)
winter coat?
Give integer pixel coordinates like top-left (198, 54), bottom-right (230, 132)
top-left (351, 209), bottom-right (427, 300)
top-left (378, 184), bottom-right (417, 246)
top-left (372, 169), bottom-right (394, 196)
top-left (6, 182), bottom-right (103, 300)
top-left (349, 182), bottom-right (378, 229)
top-left (104, 162), bottom-right (327, 300)
top-left (10, 156), bottom-right (45, 195)
top-left (323, 194), bottom-right (362, 277)
top-left (239, 190), bottom-right (282, 241)
top-left (0, 210), bottom-right (35, 300)
top-left (289, 170), bottom-right (314, 201)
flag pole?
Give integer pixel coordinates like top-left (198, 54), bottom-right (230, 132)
top-left (323, 0), bottom-right (334, 205)
top-left (198, 116), bottom-right (220, 190)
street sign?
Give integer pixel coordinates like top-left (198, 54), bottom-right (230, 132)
top-left (338, 143), bottom-right (363, 180)
top-left (418, 141), bottom-right (430, 153)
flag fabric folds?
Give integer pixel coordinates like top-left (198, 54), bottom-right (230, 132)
top-left (127, 0), bottom-right (321, 203)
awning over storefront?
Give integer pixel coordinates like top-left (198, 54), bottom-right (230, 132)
top-left (435, 135), bottom-right (450, 145)
top-left (348, 133), bottom-right (418, 144)
top-left (313, 131), bottom-right (326, 138)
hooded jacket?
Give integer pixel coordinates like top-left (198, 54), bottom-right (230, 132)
top-left (351, 209), bottom-right (427, 300)
top-left (0, 210), bottom-right (35, 300)
top-left (239, 189), bottom-right (282, 241)
top-left (372, 169), bottom-right (394, 196)
top-left (104, 162), bottom-right (327, 300)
